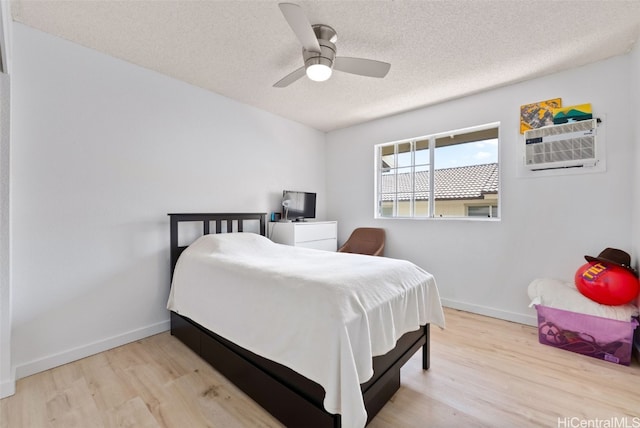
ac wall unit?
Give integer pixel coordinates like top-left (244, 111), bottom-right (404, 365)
top-left (524, 118), bottom-right (598, 170)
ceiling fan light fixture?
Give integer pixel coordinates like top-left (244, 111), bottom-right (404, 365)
top-left (274, 4), bottom-right (390, 88)
top-left (306, 63), bottom-right (332, 82)
top-left (303, 37), bottom-right (336, 83)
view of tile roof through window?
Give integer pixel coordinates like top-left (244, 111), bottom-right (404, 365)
top-left (380, 163), bottom-right (498, 200)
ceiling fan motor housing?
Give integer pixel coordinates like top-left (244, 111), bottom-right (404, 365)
top-left (303, 24), bottom-right (337, 69)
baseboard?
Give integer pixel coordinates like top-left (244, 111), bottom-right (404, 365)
top-left (14, 319), bottom-right (170, 381)
top-left (441, 298), bottom-right (538, 327)
top-left (0, 373), bottom-right (16, 398)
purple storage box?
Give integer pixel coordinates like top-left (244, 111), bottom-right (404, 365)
top-left (535, 305), bottom-right (639, 365)
top-left (635, 325), bottom-right (640, 361)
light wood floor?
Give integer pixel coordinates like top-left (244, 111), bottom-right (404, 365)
top-left (1, 308), bottom-right (638, 427)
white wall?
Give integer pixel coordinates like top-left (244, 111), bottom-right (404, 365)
top-left (0, 0), bottom-right (13, 399)
top-left (326, 55), bottom-right (635, 325)
top-left (10, 23), bottom-right (326, 380)
top-left (0, 71), bottom-right (11, 397)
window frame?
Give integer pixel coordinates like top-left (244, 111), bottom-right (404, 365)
top-left (374, 122), bottom-right (500, 221)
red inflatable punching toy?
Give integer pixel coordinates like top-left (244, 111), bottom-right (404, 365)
top-left (575, 261), bottom-right (639, 306)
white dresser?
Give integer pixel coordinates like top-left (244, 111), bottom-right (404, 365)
top-left (268, 221), bottom-right (337, 251)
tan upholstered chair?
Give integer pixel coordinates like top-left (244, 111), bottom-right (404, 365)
top-left (338, 228), bottom-right (385, 256)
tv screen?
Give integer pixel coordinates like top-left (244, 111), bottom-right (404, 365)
top-left (282, 190), bottom-right (316, 221)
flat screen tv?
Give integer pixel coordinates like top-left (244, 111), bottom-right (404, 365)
top-left (282, 190), bottom-right (316, 221)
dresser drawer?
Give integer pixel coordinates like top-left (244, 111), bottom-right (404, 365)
top-left (298, 239), bottom-right (337, 252)
top-left (268, 221), bottom-right (337, 251)
top-left (295, 223), bottom-right (337, 243)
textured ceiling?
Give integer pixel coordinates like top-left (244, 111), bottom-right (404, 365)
top-left (11, 0), bottom-right (640, 132)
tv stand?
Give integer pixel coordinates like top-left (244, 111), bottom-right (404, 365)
top-left (268, 221), bottom-right (337, 251)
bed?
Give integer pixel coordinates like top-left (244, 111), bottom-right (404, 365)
top-left (167, 213), bottom-right (445, 427)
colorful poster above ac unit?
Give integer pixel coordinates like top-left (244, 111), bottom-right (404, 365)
top-left (519, 98), bottom-right (562, 134)
top-left (552, 103), bottom-right (592, 124)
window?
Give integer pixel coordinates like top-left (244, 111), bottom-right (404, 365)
top-left (375, 123), bottom-right (499, 219)
top-left (467, 205), bottom-right (498, 218)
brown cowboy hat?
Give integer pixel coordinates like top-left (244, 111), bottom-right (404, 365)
top-left (584, 247), bottom-right (638, 277)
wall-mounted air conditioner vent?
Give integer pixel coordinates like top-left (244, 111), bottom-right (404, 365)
top-left (524, 119), bottom-right (598, 170)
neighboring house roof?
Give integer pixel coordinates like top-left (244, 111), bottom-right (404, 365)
top-left (381, 163), bottom-right (498, 201)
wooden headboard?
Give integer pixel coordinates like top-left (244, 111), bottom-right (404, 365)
top-left (168, 212), bottom-right (266, 277)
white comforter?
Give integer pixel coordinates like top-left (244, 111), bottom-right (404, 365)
top-left (167, 232), bottom-right (445, 428)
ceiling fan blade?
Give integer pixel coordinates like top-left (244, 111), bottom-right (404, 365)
top-left (334, 57), bottom-right (391, 78)
top-left (273, 66), bottom-right (306, 88)
top-left (278, 3), bottom-right (321, 53)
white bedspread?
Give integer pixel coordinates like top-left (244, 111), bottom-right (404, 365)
top-left (167, 232), bottom-right (445, 428)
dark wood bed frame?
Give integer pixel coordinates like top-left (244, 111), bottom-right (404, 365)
top-left (168, 213), bottom-right (431, 427)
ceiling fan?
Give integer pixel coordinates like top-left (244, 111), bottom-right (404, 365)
top-left (273, 2), bottom-right (391, 88)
